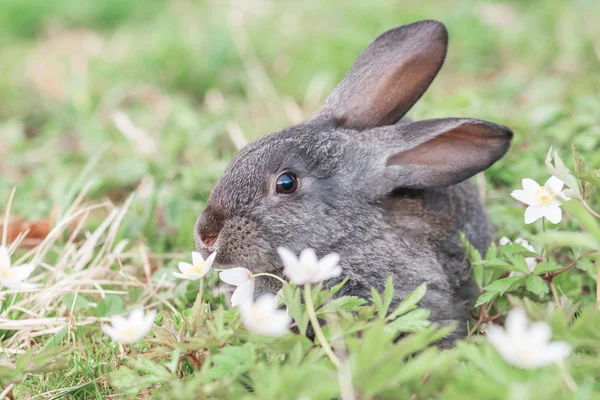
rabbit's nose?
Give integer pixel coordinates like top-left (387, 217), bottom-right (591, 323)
top-left (195, 210), bottom-right (223, 248)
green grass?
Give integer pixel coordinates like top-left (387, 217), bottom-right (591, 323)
top-left (1, 0), bottom-right (600, 398)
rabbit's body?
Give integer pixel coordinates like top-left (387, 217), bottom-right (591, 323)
top-left (195, 20), bottom-right (511, 343)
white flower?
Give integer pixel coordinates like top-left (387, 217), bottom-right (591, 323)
top-left (219, 267), bottom-right (255, 307)
top-left (101, 309), bottom-right (157, 345)
top-left (0, 245), bottom-right (35, 289)
top-left (277, 247), bottom-right (341, 285)
top-left (173, 251), bottom-right (216, 280)
top-left (499, 237), bottom-right (539, 273)
top-left (239, 294), bottom-right (291, 337)
top-left (510, 176), bottom-right (570, 224)
top-left (487, 308), bottom-right (571, 369)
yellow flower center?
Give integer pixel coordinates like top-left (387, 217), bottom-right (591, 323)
top-left (253, 305), bottom-right (270, 324)
top-left (186, 261), bottom-right (206, 276)
top-left (301, 262), bottom-right (314, 275)
top-left (535, 186), bottom-right (555, 206)
top-left (119, 327), bottom-right (136, 340)
top-left (0, 269), bottom-right (14, 280)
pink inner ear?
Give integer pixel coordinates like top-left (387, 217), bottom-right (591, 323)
top-left (388, 123), bottom-right (507, 168)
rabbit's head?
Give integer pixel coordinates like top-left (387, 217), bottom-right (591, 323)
top-left (195, 20), bottom-right (512, 275)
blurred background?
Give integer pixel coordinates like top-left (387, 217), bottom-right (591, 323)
top-left (0, 0), bottom-right (599, 254)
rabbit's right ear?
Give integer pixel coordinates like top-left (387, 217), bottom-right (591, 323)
top-left (313, 20), bottom-right (448, 130)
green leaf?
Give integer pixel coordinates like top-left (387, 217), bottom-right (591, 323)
top-left (483, 276), bottom-right (527, 295)
top-left (95, 294), bottom-right (125, 317)
top-left (40, 324), bottom-right (69, 352)
top-left (282, 283), bottom-right (308, 335)
top-left (370, 287), bottom-right (385, 319)
top-left (535, 231), bottom-right (600, 250)
top-left (461, 233), bottom-right (483, 286)
top-left (562, 200), bottom-right (600, 244)
top-left (206, 343), bottom-right (256, 381)
top-left (525, 275), bottom-right (549, 296)
top-left (576, 259), bottom-right (594, 271)
top-left (329, 276), bottom-right (349, 296)
top-left (388, 283), bottom-right (427, 321)
top-left (318, 296), bottom-right (367, 315)
top-left (533, 261), bottom-right (563, 275)
top-left (384, 308), bottom-right (431, 336)
top-left (474, 291), bottom-right (497, 308)
top-left (61, 293), bottom-right (91, 313)
top-left (382, 276), bottom-right (394, 315)
top-left (507, 255), bottom-right (532, 275)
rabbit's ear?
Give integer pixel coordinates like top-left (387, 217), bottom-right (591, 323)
top-left (314, 20), bottom-right (448, 130)
top-left (373, 118), bottom-right (512, 190)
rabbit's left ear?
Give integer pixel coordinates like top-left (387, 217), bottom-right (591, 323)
top-left (313, 20), bottom-right (448, 130)
top-left (368, 118), bottom-right (512, 191)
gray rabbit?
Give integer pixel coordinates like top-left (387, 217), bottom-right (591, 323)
top-left (194, 20), bottom-right (512, 342)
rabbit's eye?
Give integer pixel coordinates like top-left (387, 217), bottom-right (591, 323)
top-left (276, 173), bottom-right (298, 194)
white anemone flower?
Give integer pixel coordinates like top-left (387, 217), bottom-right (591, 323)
top-left (499, 237), bottom-right (539, 273)
top-left (277, 247), bottom-right (341, 285)
top-left (239, 294), bottom-right (291, 337)
top-left (101, 309), bottom-right (157, 345)
top-left (173, 251), bottom-right (216, 280)
top-left (487, 308), bottom-right (571, 369)
top-left (219, 267), bottom-right (255, 307)
top-left (510, 176), bottom-right (570, 224)
top-left (0, 245), bottom-right (35, 289)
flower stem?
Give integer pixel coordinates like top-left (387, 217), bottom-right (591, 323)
top-left (541, 219), bottom-right (549, 260)
top-left (596, 253), bottom-right (600, 306)
top-left (251, 272), bottom-right (287, 286)
top-left (556, 360), bottom-right (577, 391)
top-left (541, 219), bottom-right (560, 306)
top-left (303, 283), bottom-right (341, 368)
top-left (550, 281), bottom-right (560, 307)
top-left (192, 279), bottom-right (205, 332)
top-left (582, 199), bottom-right (600, 219)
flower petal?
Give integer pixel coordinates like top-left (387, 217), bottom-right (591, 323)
top-left (129, 309), bottom-right (145, 325)
top-left (140, 310), bottom-right (157, 334)
top-left (8, 263), bottom-right (35, 282)
top-left (173, 272), bottom-right (202, 280)
top-left (204, 252), bottom-right (217, 271)
top-left (541, 341), bottom-right (572, 364)
top-left (545, 176), bottom-right (564, 194)
top-left (101, 325), bottom-right (120, 341)
top-left (522, 178), bottom-right (541, 193)
top-left (0, 246), bottom-right (11, 268)
top-left (220, 267), bottom-right (251, 286)
top-left (528, 322), bottom-right (552, 344)
top-left (299, 248), bottom-right (318, 267)
top-left (313, 262), bottom-right (342, 283)
top-left (109, 315), bottom-right (129, 330)
top-left (525, 257), bottom-right (538, 273)
top-left (177, 262), bottom-right (192, 274)
top-left (191, 251), bottom-right (204, 266)
top-left (543, 206), bottom-right (562, 224)
top-left (318, 252), bottom-right (340, 271)
top-left (499, 237), bottom-right (511, 246)
top-left (505, 308), bottom-right (528, 338)
top-left (1, 281), bottom-right (36, 289)
top-left (254, 293), bottom-right (278, 312)
top-left (514, 238), bottom-right (535, 253)
top-left (511, 189), bottom-right (538, 207)
top-left (524, 206), bottom-right (545, 224)
top-left (278, 247), bottom-right (300, 272)
top-left (231, 281), bottom-right (255, 306)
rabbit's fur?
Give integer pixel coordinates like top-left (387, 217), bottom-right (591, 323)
top-left (195, 20), bottom-right (512, 342)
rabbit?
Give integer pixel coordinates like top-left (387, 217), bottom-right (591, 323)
top-left (194, 20), bottom-right (512, 343)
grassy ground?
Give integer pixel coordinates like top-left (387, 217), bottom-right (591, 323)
top-left (1, 0), bottom-right (600, 398)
